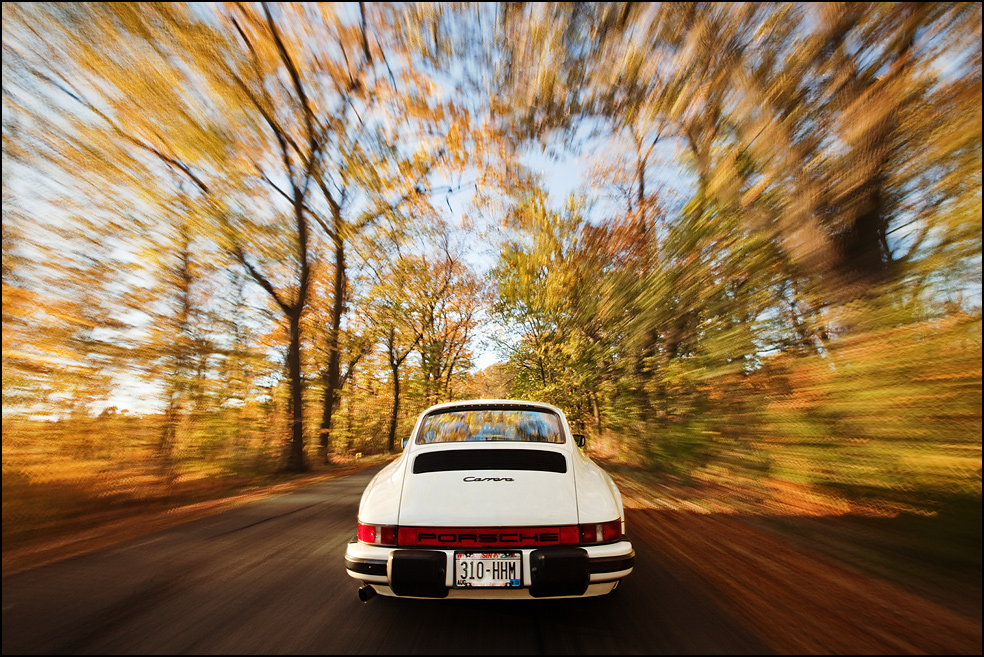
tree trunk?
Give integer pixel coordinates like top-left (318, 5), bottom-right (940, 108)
top-left (319, 369), bottom-right (337, 459)
top-left (387, 363), bottom-right (401, 452)
top-left (319, 230), bottom-right (346, 461)
top-left (285, 308), bottom-right (307, 472)
top-left (590, 390), bottom-right (602, 433)
top-left (345, 391), bottom-right (356, 452)
top-left (157, 394), bottom-right (178, 487)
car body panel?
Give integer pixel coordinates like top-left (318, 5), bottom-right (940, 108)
top-left (356, 453), bottom-right (406, 526)
top-left (570, 451), bottom-right (626, 528)
top-left (397, 443), bottom-right (578, 527)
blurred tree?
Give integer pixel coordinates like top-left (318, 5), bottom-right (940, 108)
top-left (226, 2), bottom-right (460, 463)
top-left (491, 188), bottom-right (597, 427)
top-left (3, 2), bottom-right (461, 470)
top-left (728, 3), bottom-right (980, 309)
top-left (2, 1), bottom-right (979, 512)
top-left (364, 255), bottom-right (425, 452)
top-left (415, 241), bottom-right (484, 405)
top-left (476, 1), bottom-right (981, 485)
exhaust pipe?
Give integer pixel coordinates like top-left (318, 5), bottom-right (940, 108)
top-left (358, 584), bottom-right (377, 603)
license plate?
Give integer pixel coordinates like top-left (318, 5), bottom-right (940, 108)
top-left (454, 551), bottom-right (522, 588)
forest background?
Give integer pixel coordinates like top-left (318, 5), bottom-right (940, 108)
top-left (2, 3), bottom-right (980, 554)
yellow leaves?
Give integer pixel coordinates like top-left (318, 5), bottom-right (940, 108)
top-left (2, 283), bottom-right (41, 327)
top-left (741, 174), bottom-right (772, 210)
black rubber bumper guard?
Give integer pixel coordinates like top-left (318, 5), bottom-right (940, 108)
top-left (348, 546), bottom-right (635, 599)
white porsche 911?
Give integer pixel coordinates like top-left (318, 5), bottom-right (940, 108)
top-left (345, 399), bottom-right (634, 600)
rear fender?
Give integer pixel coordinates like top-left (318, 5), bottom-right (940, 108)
top-left (571, 453), bottom-right (624, 526)
top-left (358, 454), bottom-right (407, 526)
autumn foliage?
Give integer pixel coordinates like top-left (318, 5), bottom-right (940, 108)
top-left (2, 3), bottom-right (981, 548)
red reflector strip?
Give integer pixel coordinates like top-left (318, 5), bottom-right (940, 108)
top-left (379, 525), bottom-right (398, 546)
top-left (601, 520), bottom-right (621, 543)
top-left (398, 526), bottom-right (580, 547)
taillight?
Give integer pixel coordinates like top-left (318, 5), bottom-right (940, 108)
top-left (578, 519), bottom-right (622, 545)
top-left (357, 522), bottom-right (398, 546)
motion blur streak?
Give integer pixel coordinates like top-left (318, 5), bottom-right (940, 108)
top-left (2, 3), bottom-right (980, 653)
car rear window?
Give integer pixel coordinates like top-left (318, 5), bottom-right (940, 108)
top-left (416, 408), bottom-right (565, 444)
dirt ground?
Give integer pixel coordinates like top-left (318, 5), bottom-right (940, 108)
top-left (612, 471), bottom-right (982, 654)
top-left (1, 456), bottom-right (392, 578)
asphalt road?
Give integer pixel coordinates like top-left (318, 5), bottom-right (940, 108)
top-left (2, 468), bottom-right (768, 654)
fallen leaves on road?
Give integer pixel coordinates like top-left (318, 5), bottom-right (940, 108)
top-left (613, 472), bottom-right (982, 654)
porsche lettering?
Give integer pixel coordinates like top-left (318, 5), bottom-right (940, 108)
top-left (463, 476), bottom-right (514, 482)
top-left (416, 531), bottom-right (561, 544)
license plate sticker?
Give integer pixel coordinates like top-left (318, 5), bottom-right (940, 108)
top-left (454, 551), bottom-right (522, 588)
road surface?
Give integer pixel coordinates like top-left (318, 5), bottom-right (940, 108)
top-left (2, 468), bottom-right (768, 654)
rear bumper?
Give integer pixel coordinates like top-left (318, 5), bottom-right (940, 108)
top-left (345, 540), bottom-right (634, 599)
